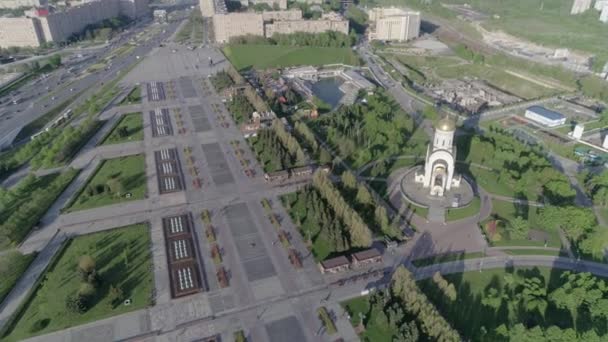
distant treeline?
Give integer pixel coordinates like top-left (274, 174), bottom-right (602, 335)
top-left (230, 31), bottom-right (356, 48)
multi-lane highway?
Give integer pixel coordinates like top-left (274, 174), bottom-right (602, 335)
top-left (0, 19), bottom-right (181, 148)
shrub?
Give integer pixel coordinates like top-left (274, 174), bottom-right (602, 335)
top-left (29, 318), bottom-right (50, 333)
top-left (65, 294), bottom-right (86, 314)
top-left (108, 285), bottom-right (124, 308)
top-left (317, 307), bottom-right (337, 335)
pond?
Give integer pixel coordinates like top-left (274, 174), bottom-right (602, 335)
top-left (310, 77), bottom-right (344, 109)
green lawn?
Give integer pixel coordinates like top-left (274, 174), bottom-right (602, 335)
top-left (393, 54), bottom-right (558, 100)
top-left (64, 155), bottom-right (146, 212)
top-left (445, 196), bottom-right (481, 222)
top-left (0, 251), bottom-right (36, 303)
top-left (0, 170), bottom-right (79, 248)
top-left (119, 87), bottom-right (141, 106)
top-left (503, 249), bottom-right (568, 257)
top-left (412, 251), bottom-right (485, 267)
top-left (483, 199), bottom-right (561, 248)
top-left (2, 224), bottom-right (153, 341)
top-left (223, 45), bottom-right (361, 71)
top-left (341, 296), bottom-right (398, 341)
top-left (101, 113), bottom-right (143, 145)
top-left (456, 0), bottom-right (608, 66)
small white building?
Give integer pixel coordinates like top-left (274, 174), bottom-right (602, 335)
top-left (572, 124), bottom-right (585, 140)
top-left (524, 106), bottom-right (567, 127)
top-left (603, 135), bottom-right (608, 149)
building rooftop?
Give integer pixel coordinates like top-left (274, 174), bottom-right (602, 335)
top-left (526, 106), bottom-right (566, 121)
top-left (320, 256), bottom-right (350, 269)
top-left (351, 248), bottom-right (381, 262)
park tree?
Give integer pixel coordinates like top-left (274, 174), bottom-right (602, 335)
top-left (391, 266), bottom-right (460, 341)
top-left (356, 184), bottom-right (373, 205)
top-left (508, 216), bottom-right (529, 240)
top-left (521, 277), bottom-right (547, 314)
top-left (341, 170), bottom-right (357, 189)
top-left (48, 54), bottom-right (61, 68)
top-left (549, 272), bottom-right (607, 325)
top-left (481, 287), bottom-right (503, 310)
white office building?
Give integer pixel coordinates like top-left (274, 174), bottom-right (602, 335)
top-left (367, 7), bottom-right (420, 42)
top-left (524, 106), bottom-right (567, 127)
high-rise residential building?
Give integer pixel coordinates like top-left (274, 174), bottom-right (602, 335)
top-left (595, 0), bottom-right (608, 10)
top-left (0, 0), bottom-right (45, 9)
top-left (212, 12), bottom-right (264, 42)
top-left (0, 17), bottom-right (44, 47)
top-left (211, 9), bottom-right (349, 43)
top-left (248, 0), bottom-right (287, 10)
top-left (571, 0), bottom-right (592, 14)
top-left (0, 0), bottom-right (149, 47)
top-left (601, 5), bottom-right (608, 22)
top-left (264, 12), bottom-right (348, 37)
top-left (199, 0), bottom-right (215, 17)
top-left (367, 7), bottom-right (420, 42)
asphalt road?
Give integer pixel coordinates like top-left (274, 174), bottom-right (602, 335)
top-left (0, 19), bottom-right (180, 147)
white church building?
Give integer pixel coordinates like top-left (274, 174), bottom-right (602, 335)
top-left (415, 116), bottom-right (462, 197)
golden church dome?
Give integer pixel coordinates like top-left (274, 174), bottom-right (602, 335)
top-left (436, 116), bottom-right (456, 131)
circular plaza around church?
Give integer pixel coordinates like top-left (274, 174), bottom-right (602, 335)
top-left (390, 115), bottom-right (476, 213)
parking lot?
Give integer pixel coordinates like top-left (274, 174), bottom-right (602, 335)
top-left (150, 108), bottom-right (173, 137)
top-left (189, 105), bottom-right (212, 132)
top-left (154, 148), bottom-right (184, 194)
top-left (201, 142), bottom-right (235, 186)
top-left (162, 213), bottom-right (205, 298)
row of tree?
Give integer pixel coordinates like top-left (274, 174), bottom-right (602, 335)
top-left (230, 31), bottom-right (356, 48)
top-left (432, 271), bottom-right (457, 302)
top-left (312, 171), bottom-right (372, 247)
top-left (30, 119), bottom-right (101, 169)
top-left (210, 71), bottom-right (234, 92)
top-left (252, 128), bottom-right (300, 172)
top-left (340, 170), bottom-right (401, 239)
top-left (391, 266), bottom-right (461, 341)
top-left (0, 131), bottom-right (54, 180)
top-left (287, 185), bottom-right (352, 253)
top-left (0, 169), bottom-right (78, 247)
top-left (272, 119), bottom-right (306, 165)
top-left (293, 120), bottom-right (333, 165)
top-left (227, 93), bottom-right (254, 124)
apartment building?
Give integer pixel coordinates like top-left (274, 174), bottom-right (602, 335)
top-left (199, 0), bottom-right (215, 17)
top-left (367, 7), bottom-right (420, 42)
top-left (212, 12), bottom-right (264, 43)
top-left (212, 8), bottom-right (349, 43)
top-left (249, 0), bottom-right (287, 10)
top-left (0, 17), bottom-right (44, 47)
top-left (0, 0), bottom-right (148, 47)
top-left (0, 0), bottom-right (44, 9)
top-left (264, 12), bottom-right (348, 37)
